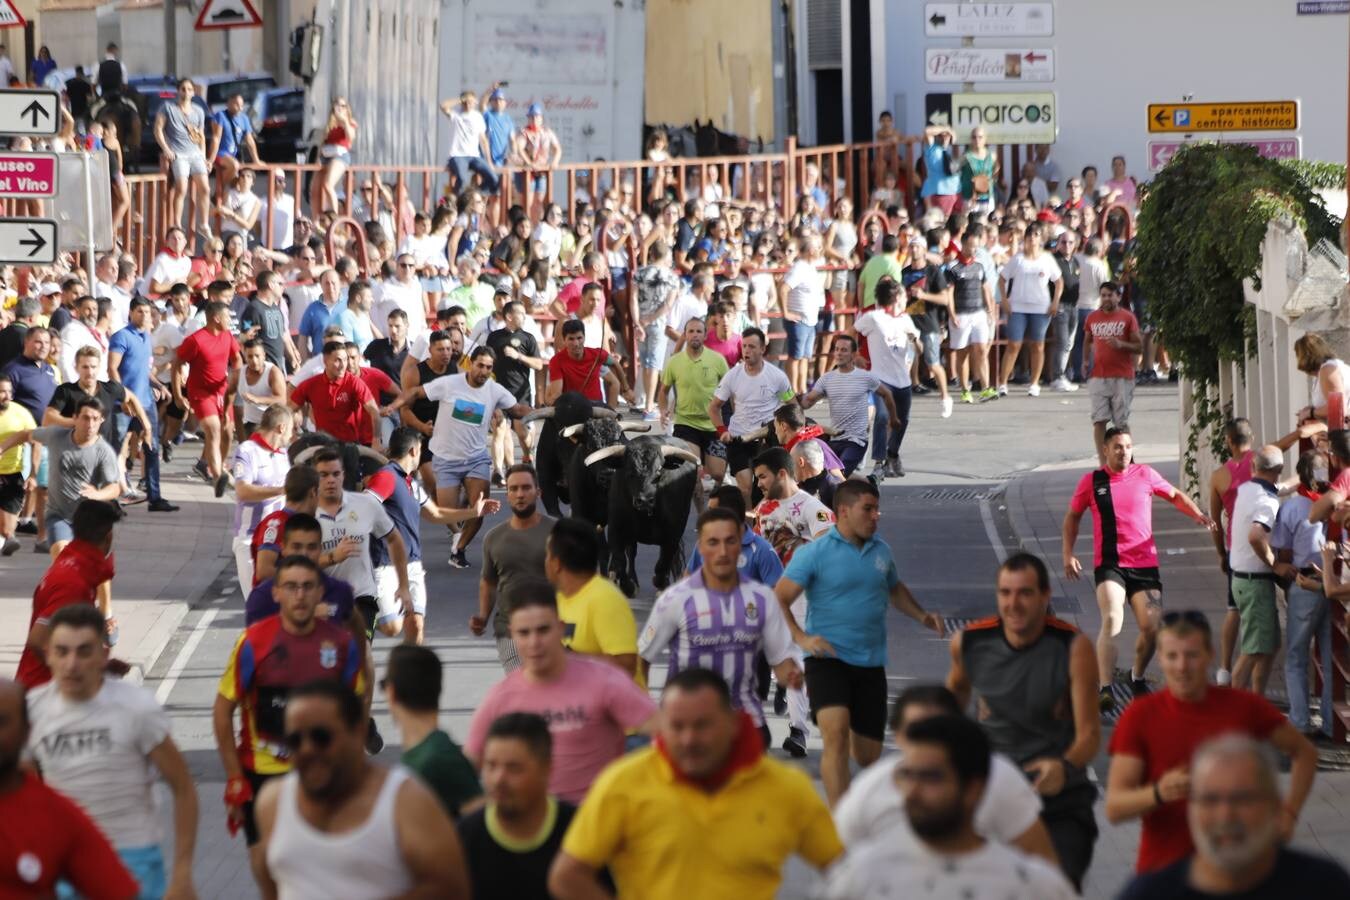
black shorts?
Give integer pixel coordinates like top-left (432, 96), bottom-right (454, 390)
top-left (1094, 564), bottom-right (1163, 597)
top-left (1226, 570), bottom-right (1237, 611)
top-left (672, 424), bottom-right (726, 460)
top-left (0, 472), bottom-right (24, 515)
top-left (804, 656), bottom-right (888, 742)
top-left (164, 401), bottom-right (186, 421)
top-left (355, 595), bottom-right (378, 641)
top-left (725, 437), bottom-right (768, 475)
top-left (242, 769), bottom-right (281, 846)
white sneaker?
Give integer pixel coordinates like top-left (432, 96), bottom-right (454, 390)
top-left (1215, 668), bottom-right (1232, 686)
top-left (940, 396), bottom-right (953, 418)
top-left (997, 384), bottom-right (1008, 397)
top-left (1050, 378), bottom-right (1079, 392)
top-left (642, 409), bottom-right (662, 423)
top-left (1027, 384), bottom-right (1041, 397)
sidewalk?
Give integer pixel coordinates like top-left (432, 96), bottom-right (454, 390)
top-left (998, 449), bottom-right (1350, 897)
top-left (0, 447), bottom-right (237, 681)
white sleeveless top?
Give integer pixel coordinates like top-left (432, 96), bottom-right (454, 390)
top-left (1312, 358), bottom-right (1350, 410)
top-left (267, 765), bottom-right (412, 900)
top-left (241, 361), bottom-right (281, 424)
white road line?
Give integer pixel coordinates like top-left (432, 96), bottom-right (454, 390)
top-left (154, 608), bottom-right (218, 705)
top-left (979, 493), bottom-right (1008, 563)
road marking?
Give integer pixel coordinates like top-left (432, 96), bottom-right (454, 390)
top-left (154, 608), bottom-right (218, 705)
top-left (979, 494), bottom-right (1008, 562)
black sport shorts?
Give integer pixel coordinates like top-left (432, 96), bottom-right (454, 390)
top-left (725, 436), bottom-right (767, 475)
top-left (0, 472), bottom-right (24, 515)
top-left (242, 769), bottom-right (281, 846)
top-left (671, 424), bottom-right (726, 460)
top-left (1094, 564), bottom-right (1163, 598)
top-left (804, 656), bottom-right (888, 742)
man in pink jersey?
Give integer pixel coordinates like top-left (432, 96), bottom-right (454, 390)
top-left (1061, 426), bottom-right (1215, 714)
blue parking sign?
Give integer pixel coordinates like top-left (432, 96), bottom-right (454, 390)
top-left (1173, 109), bottom-right (1191, 127)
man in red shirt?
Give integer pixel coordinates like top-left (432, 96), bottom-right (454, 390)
top-left (344, 342), bottom-right (397, 446)
top-left (1104, 612), bottom-right (1317, 873)
top-left (552, 255), bottom-right (607, 318)
top-left (1080, 281), bottom-right (1141, 464)
top-left (16, 499), bottom-right (122, 688)
top-left (289, 340), bottom-right (388, 453)
top-left (0, 677), bottom-right (139, 898)
top-left (543, 320), bottom-right (631, 408)
top-left (173, 300), bottom-right (241, 484)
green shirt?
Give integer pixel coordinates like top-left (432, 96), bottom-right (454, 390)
top-left (661, 347), bottom-right (728, 431)
top-left (445, 282), bottom-right (497, 326)
top-left (857, 254), bottom-right (905, 310)
top-left (402, 730), bottom-right (482, 817)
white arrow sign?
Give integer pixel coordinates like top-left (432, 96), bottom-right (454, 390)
top-left (0, 90), bottom-right (59, 136)
top-left (924, 48), bottom-right (1054, 83)
top-left (924, 3), bottom-right (1054, 37)
top-left (0, 218), bottom-right (57, 264)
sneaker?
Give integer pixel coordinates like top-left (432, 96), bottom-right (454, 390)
top-left (643, 409), bottom-right (662, 423)
top-left (870, 463), bottom-right (886, 483)
top-left (1, 537), bottom-right (18, 557)
top-left (959, 390), bottom-right (974, 404)
top-left (1099, 687), bottom-right (1116, 714)
top-left (773, 685), bottom-right (788, 716)
top-left (120, 488), bottom-right (146, 505)
top-left (978, 387), bottom-right (999, 402)
top-left (491, 471), bottom-right (505, 488)
top-left (147, 499), bottom-right (180, 513)
top-left (365, 718), bottom-right (385, 756)
top-left (1131, 678), bottom-right (1151, 698)
top-left (911, 383), bottom-right (931, 396)
top-left (996, 384), bottom-right (1009, 397)
top-left (1215, 668), bottom-right (1232, 686)
top-left (448, 550), bottom-right (470, 569)
top-left (213, 472), bottom-right (232, 498)
top-left (940, 396), bottom-right (953, 418)
top-left (890, 456), bottom-right (906, 477)
top-left (192, 460), bottom-right (211, 483)
top-left (14, 519), bottom-right (36, 535)
top-left (137, 478), bottom-right (148, 493)
top-left (161, 442), bottom-right (173, 464)
top-left (1027, 384), bottom-right (1041, 397)
top-left (782, 726), bottom-right (807, 758)
top-left (1050, 378), bottom-right (1079, 392)
top-left (34, 539), bottom-right (50, 554)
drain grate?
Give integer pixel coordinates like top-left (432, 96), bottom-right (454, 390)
top-left (916, 488), bottom-right (988, 503)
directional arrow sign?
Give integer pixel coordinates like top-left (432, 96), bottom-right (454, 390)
top-left (0, 152), bottom-right (58, 197)
top-left (1147, 101), bottom-right (1299, 134)
top-left (924, 3), bottom-right (1054, 37)
top-left (925, 48), bottom-right (1055, 83)
top-left (0, 218), bottom-right (57, 264)
top-left (0, 89), bottom-right (59, 136)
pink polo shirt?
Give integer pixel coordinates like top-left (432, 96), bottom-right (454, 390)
top-left (1070, 463), bottom-right (1176, 568)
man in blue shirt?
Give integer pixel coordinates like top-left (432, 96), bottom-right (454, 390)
top-left (687, 484), bottom-right (783, 586)
top-left (108, 298), bottom-right (177, 512)
top-left (298, 269), bottom-right (346, 359)
top-left (774, 478), bottom-right (943, 806)
top-left (208, 92), bottom-right (260, 186)
top-left (482, 86), bottom-right (515, 169)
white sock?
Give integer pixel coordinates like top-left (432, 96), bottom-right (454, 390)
top-left (1131, 667), bottom-right (1143, 681)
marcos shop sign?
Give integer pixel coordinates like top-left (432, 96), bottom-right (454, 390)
top-left (925, 92), bottom-right (1057, 144)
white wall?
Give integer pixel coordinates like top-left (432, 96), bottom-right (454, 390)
top-left (878, 0), bottom-right (1348, 176)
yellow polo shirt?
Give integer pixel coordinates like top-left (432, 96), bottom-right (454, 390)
top-left (558, 574), bottom-right (645, 688)
top-left (562, 746), bottom-right (842, 900)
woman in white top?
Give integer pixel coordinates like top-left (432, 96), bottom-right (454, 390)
top-left (397, 211), bottom-right (451, 309)
top-left (778, 232), bottom-right (827, 395)
top-left (1295, 333), bottom-right (1350, 422)
top-left (997, 225), bottom-right (1063, 397)
top-left (217, 168), bottom-right (261, 243)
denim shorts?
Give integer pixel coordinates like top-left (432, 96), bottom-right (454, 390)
top-left (920, 327), bottom-right (944, 366)
top-left (638, 321), bottom-right (668, 368)
top-left (784, 318), bottom-right (815, 359)
top-left (432, 451), bottom-right (492, 488)
top-left (514, 172), bottom-right (548, 194)
top-left (47, 516), bottom-right (74, 544)
top-left (1006, 311), bottom-right (1051, 343)
top-left (610, 268), bottom-right (629, 293)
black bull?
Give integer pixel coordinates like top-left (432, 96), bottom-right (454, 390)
top-left (523, 391), bottom-right (652, 516)
top-left (582, 436), bottom-right (701, 597)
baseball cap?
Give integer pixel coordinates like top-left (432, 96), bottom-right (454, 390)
top-left (496, 277), bottom-right (514, 294)
top-left (39, 282), bottom-right (60, 296)
top-left (1035, 209), bottom-right (1061, 224)
top-left (489, 88), bottom-right (505, 101)
top-left (526, 102), bottom-right (543, 117)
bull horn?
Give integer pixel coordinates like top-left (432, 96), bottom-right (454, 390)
top-left (662, 437), bottom-right (700, 455)
top-left (560, 424), bottom-right (584, 439)
top-left (620, 422), bottom-right (652, 432)
top-left (660, 446), bottom-right (702, 466)
top-left (583, 444), bottom-right (628, 467)
top-left (520, 408), bottom-right (554, 424)
top-left (292, 443), bottom-right (333, 466)
top-left (589, 407), bottom-right (619, 419)
top-left (741, 425), bottom-right (769, 442)
top-left (357, 446), bottom-right (389, 466)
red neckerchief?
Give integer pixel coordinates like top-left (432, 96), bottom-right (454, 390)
top-left (1298, 484), bottom-right (1322, 503)
top-left (248, 432), bottom-right (279, 453)
top-left (785, 424), bottom-right (825, 452)
top-left (158, 245), bottom-right (184, 260)
top-left (655, 710), bottom-right (763, 792)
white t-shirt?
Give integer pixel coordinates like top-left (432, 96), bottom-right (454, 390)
top-left (1075, 254), bottom-right (1110, 312)
top-left (823, 837), bottom-right (1075, 900)
top-left (667, 292), bottom-right (710, 359)
top-left (258, 193), bottom-right (296, 250)
top-left (376, 279), bottom-right (428, 338)
top-left (835, 751), bottom-right (1042, 851)
top-left (713, 362), bottom-right (793, 436)
top-left (1000, 253), bottom-right (1062, 315)
top-left (784, 258), bottom-right (826, 321)
top-left (749, 271), bottom-right (777, 322)
top-left (142, 252), bottom-right (191, 294)
top-left (424, 372), bottom-right (517, 461)
top-left (319, 490), bottom-right (396, 599)
top-left (285, 282), bottom-right (323, 335)
top-left (287, 353), bottom-right (325, 387)
top-left (397, 233), bottom-right (449, 270)
top-left (532, 221), bottom-right (562, 263)
top-left (448, 108), bottom-right (487, 158)
top-left (223, 188), bottom-right (261, 240)
top-left (26, 678), bottom-right (171, 849)
top-left (96, 282), bottom-right (132, 335)
top-left (152, 314), bottom-right (199, 375)
top-left (1229, 479), bottom-right (1280, 575)
top-left (855, 309), bottom-right (920, 389)
top-left (230, 437), bottom-right (290, 538)
top-left (811, 367), bottom-right (881, 446)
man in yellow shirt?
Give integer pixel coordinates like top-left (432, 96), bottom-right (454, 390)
top-left (545, 517), bottom-right (641, 685)
top-left (548, 668), bottom-right (843, 900)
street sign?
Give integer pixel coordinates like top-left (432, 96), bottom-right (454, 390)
top-left (0, 218), bottom-right (57, 264)
top-left (195, 0), bottom-right (262, 31)
top-left (924, 48), bottom-right (1054, 83)
top-left (926, 91), bottom-right (1056, 144)
top-left (1148, 138), bottom-right (1302, 172)
top-left (0, 151), bottom-right (57, 197)
top-left (1297, 1), bottom-right (1348, 13)
top-left (0, 90), bottom-right (59, 137)
top-left (1147, 101), bottom-right (1299, 134)
top-left (0, 0), bottom-right (24, 29)
top-left (924, 3), bottom-right (1053, 37)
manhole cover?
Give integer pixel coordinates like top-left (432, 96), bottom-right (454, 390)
top-left (917, 488), bottom-right (988, 503)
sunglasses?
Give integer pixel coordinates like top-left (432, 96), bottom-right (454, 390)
top-left (1161, 609), bottom-right (1210, 631)
top-left (284, 725), bottom-right (335, 751)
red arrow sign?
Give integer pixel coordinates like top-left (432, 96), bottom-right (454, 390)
top-left (1024, 51), bottom-right (1047, 63)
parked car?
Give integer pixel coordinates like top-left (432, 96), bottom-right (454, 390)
top-left (190, 72), bottom-right (277, 113)
top-left (250, 87), bottom-right (305, 162)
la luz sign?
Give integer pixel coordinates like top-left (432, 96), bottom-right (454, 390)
top-left (924, 3), bottom-right (1054, 37)
top-left (925, 48), bottom-right (1054, 83)
top-left (926, 92), bottom-right (1056, 144)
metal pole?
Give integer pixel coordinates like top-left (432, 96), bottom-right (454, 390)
top-left (164, 0), bottom-right (178, 76)
top-left (83, 150), bottom-right (95, 272)
top-left (223, 30), bottom-right (232, 72)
